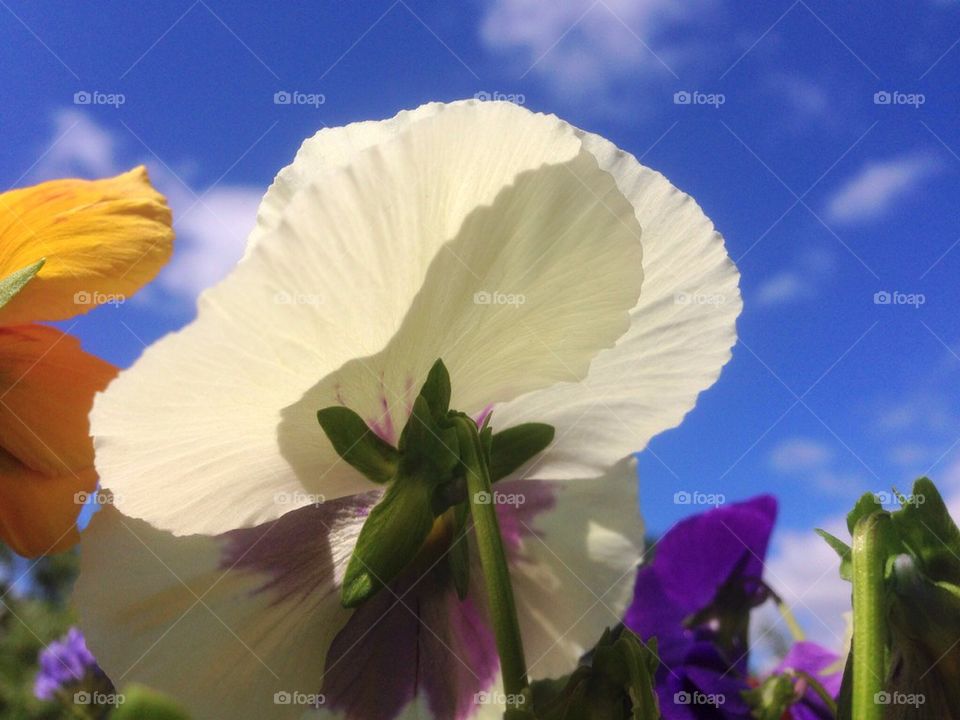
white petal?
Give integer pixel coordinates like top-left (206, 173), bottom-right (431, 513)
top-left (76, 502), bottom-right (365, 720)
top-left (94, 101), bottom-right (643, 535)
top-left (493, 130), bottom-right (742, 479)
top-left (504, 456), bottom-right (643, 679)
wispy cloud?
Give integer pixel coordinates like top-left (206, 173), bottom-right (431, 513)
top-left (480, 0), bottom-right (713, 103)
top-left (826, 152), bottom-right (940, 224)
top-left (754, 247), bottom-right (835, 308)
top-left (30, 110), bottom-right (264, 305)
top-left (769, 437), bottom-right (834, 473)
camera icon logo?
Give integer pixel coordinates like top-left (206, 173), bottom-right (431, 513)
top-left (674, 691), bottom-right (692, 705)
top-left (673, 491), bottom-right (691, 505)
top-left (673, 91), bottom-right (691, 105)
top-left (74, 691), bottom-right (92, 705)
top-left (473, 491), bottom-right (492, 505)
top-left (274, 91), bottom-right (292, 105)
top-left (873, 91), bottom-right (891, 105)
top-left (73, 91), bottom-right (92, 105)
top-left (274, 691), bottom-right (292, 705)
top-left (874, 290), bottom-right (891, 305)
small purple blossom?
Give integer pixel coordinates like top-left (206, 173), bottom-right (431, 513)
top-left (772, 641), bottom-right (843, 720)
top-left (34, 627), bottom-right (104, 701)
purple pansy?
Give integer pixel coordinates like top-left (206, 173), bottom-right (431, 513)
top-left (625, 496), bottom-right (777, 718)
top-left (34, 627), bottom-right (105, 701)
top-left (625, 496), bottom-right (844, 719)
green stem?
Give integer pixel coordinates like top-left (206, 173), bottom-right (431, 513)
top-left (851, 512), bottom-right (889, 720)
top-left (455, 417), bottom-right (530, 714)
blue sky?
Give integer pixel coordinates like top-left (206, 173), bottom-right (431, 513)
top-left (3, 0), bottom-right (960, 647)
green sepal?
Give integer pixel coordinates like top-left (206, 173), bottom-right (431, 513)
top-left (110, 684), bottom-right (191, 720)
top-left (531, 627), bottom-right (660, 720)
top-left (0, 258), bottom-right (44, 310)
top-left (317, 406), bottom-right (399, 484)
top-left (399, 396), bottom-right (459, 476)
top-left (340, 474), bottom-right (435, 608)
top-left (742, 672), bottom-right (798, 720)
top-left (418, 358), bottom-right (452, 422)
top-left (489, 423), bottom-right (555, 482)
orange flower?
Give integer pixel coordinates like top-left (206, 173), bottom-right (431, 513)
top-left (0, 167), bottom-right (173, 556)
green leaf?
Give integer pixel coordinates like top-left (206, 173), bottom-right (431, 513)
top-left (817, 528), bottom-right (853, 580)
top-left (489, 423), bottom-right (555, 482)
top-left (0, 258), bottom-right (44, 310)
top-left (891, 477), bottom-right (960, 585)
top-left (110, 685), bottom-right (191, 720)
top-left (340, 474), bottom-right (435, 608)
top-left (317, 406), bottom-right (398, 484)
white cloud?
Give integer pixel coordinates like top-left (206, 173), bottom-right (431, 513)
top-left (765, 517), bottom-right (851, 651)
top-left (29, 110), bottom-right (264, 305)
top-left (769, 437), bottom-right (834, 473)
top-left (755, 271), bottom-right (810, 306)
top-left (480, 0), bottom-right (713, 101)
top-left (826, 152), bottom-right (940, 224)
top-left (755, 247), bottom-right (836, 308)
top-left (32, 109), bottom-right (119, 179)
top-left (769, 73), bottom-right (829, 118)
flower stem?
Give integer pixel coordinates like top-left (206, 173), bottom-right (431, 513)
top-left (455, 416), bottom-right (531, 715)
top-left (851, 512), bottom-right (890, 720)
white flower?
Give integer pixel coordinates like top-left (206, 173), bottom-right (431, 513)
top-left (77, 100), bottom-right (740, 719)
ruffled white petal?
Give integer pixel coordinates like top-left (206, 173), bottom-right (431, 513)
top-left (76, 504), bottom-right (360, 720)
top-left (93, 101), bottom-right (643, 535)
top-left (493, 129), bottom-right (741, 479)
top-left (506, 456), bottom-right (643, 679)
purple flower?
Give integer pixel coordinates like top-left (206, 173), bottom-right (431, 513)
top-left (34, 627), bottom-right (104, 701)
top-left (625, 496), bottom-right (778, 719)
top-left (771, 641), bottom-right (843, 720)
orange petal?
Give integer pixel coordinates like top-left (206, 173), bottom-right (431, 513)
top-left (0, 449), bottom-right (96, 556)
top-left (0, 325), bottom-right (113, 556)
top-left (0, 166), bottom-right (174, 325)
top-left (0, 324), bottom-right (114, 476)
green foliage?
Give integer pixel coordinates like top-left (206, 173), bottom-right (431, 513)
top-left (0, 548), bottom-right (79, 720)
